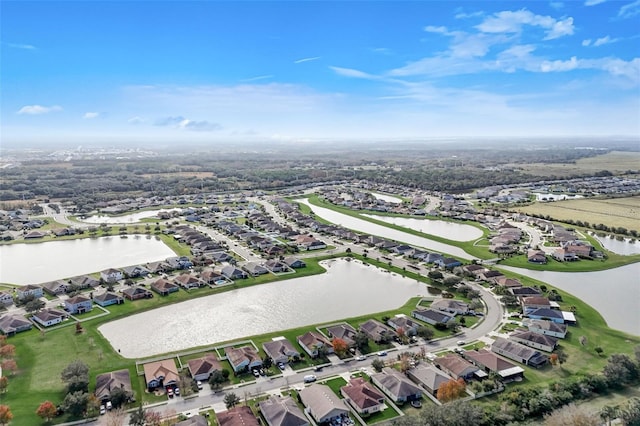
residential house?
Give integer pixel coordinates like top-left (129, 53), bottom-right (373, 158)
top-left (259, 395), bottom-right (309, 426)
top-left (264, 259), bottom-right (288, 273)
top-left (263, 339), bottom-right (300, 365)
top-left (387, 315), bottom-right (421, 336)
top-left (176, 415), bottom-right (209, 426)
top-left (216, 406), bottom-right (260, 426)
top-left (0, 292), bottom-right (13, 306)
top-left (326, 323), bottom-right (357, 348)
top-left (187, 354), bottom-right (222, 381)
top-left (283, 257), bottom-right (306, 269)
top-left (464, 349), bottom-right (525, 382)
top-left (146, 261), bottom-right (171, 274)
top-left (341, 377), bottom-right (385, 415)
top-left (224, 346), bottom-right (262, 373)
top-left (495, 277), bottom-right (523, 289)
top-left (64, 295), bottom-right (93, 314)
top-left (95, 369), bottom-right (132, 403)
top-left (435, 354), bottom-right (480, 381)
top-left (165, 256), bottom-right (193, 270)
top-left (210, 252), bottom-right (233, 263)
top-left (297, 331), bottom-right (333, 358)
top-left (411, 308), bottom-right (455, 325)
top-left (16, 284), bottom-right (43, 301)
top-left (122, 286), bottom-right (153, 300)
top-left (434, 257), bottom-right (462, 269)
top-left (407, 364), bottom-right (452, 397)
top-left (491, 337), bottom-right (548, 368)
top-left (521, 296), bottom-right (551, 314)
top-left (42, 280), bottom-right (71, 296)
top-left (122, 265), bottom-right (151, 278)
top-left (220, 265), bottom-right (248, 280)
top-left (526, 308), bottom-right (565, 324)
top-left (93, 292), bottom-right (124, 307)
top-left (242, 262), bottom-right (269, 276)
top-left (174, 274), bottom-right (204, 289)
top-left (527, 249), bottom-right (547, 264)
top-left (479, 270), bottom-right (505, 283)
top-left (371, 367), bottom-right (422, 403)
top-left (100, 268), bottom-right (124, 283)
top-left (510, 330), bottom-right (558, 352)
top-left (511, 287), bottom-right (543, 298)
top-left (200, 269), bottom-right (224, 284)
top-left (299, 384), bottom-right (350, 424)
top-left (143, 359), bottom-right (179, 390)
top-left (359, 319), bottom-right (397, 343)
top-left (553, 248), bottom-right (579, 262)
top-left (523, 319), bottom-right (568, 339)
top-left (151, 279), bottom-right (179, 296)
top-left (430, 299), bottom-right (470, 315)
top-left (32, 308), bottom-right (68, 327)
top-left (0, 314), bottom-right (32, 336)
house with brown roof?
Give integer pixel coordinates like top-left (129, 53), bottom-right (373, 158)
top-left (143, 359), bottom-right (179, 390)
top-left (187, 354), bottom-right (222, 381)
top-left (464, 349), bottom-right (525, 382)
top-left (32, 308), bottom-right (68, 327)
top-left (299, 384), bottom-right (350, 424)
top-left (176, 415), bottom-right (209, 426)
top-left (16, 284), bottom-right (43, 301)
top-left (297, 331), bottom-right (333, 358)
top-left (371, 367), bottom-right (422, 403)
top-left (259, 395), bottom-right (309, 426)
top-left (263, 338), bottom-right (300, 365)
top-left (42, 280), bottom-right (71, 295)
top-left (122, 286), bottom-right (153, 300)
top-left (521, 296), bottom-right (551, 313)
top-left (200, 269), bottom-right (224, 284)
top-left (435, 353), bottom-right (480, 381)
top-left (387, 315), bottom-right (421, 336)
top-left (64, 295), bottom-right (93, 314)
top-left (95, 369), bottom-right (133, 403)
top-left (69, 275), bottom-right (101, 289)
top-left (326, 323), bottom-right (357, 348)
top-left (216, 406), bottom-right (260, 426)
top-left (341, 377), bottom-right (385, 415)
top-left (224, 345), bottom-right (262, 373)
top-left (174, 274), bottom-right (204, 289)
top-left (151, 278), bottom-right (179, 296)
top-left (407, 364), bottom-right (452, 396)
top-left (0, 314), bottom-right (33, 336)
top-left (495, 277), bottom-right (523, 289)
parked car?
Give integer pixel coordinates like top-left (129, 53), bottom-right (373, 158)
top-left (314, 366), bottom-right (323, 372)
top-left (355, 355), bottom-right (366, 361)
top-left (166, 388), bottom-right (174, 398)
top-left (377, 351), bottom-right (387, 356)
top-left (174, 387), bottom-right (180, 396)
top-left (457, 340), bottom-right (466, 346)
top-left (303, 375), bottom-right (317, 383)
top-left (252, 369), bottom-right (260, 377)
top-left (99, 405), bottom-right (106, 415)
top-left (106, 401), bottom-right (112, 410)
top-left (277, 363), bottom-right (286, 370)
top-left (197, 380), bottom-right (203, 390)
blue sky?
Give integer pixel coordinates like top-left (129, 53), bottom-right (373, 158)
top-left (2, 1), bottom-right (639, 144)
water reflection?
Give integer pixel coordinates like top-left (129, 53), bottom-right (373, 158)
top-left (362, 214), bottom-right (483, 242)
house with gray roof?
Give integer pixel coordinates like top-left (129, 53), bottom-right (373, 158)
top-left (69, 275), bottom-right (101, 289)
top-left (263, 338), bottom-right (300, 365)
top-left (411, 308), bottom-right (455, 325)
top-left (16, 284), bottom-right (43, 301)
top-left (491, 337), bottom-right (548, 368)
top-left (93, 292), bottom-right (124, 307)
top-left (187, 354), bottom-right (222, 381)
top-left (32, 308), bottom-right (68, 327)
top-left (430, 299), bottom-right (470, 315)
top-left (64, 295), bottom-right (93, 314)
top-left (464, 349), bottom-right (525, 382)
top-left (387, 314), bottom-right (421, 336)
top-left (297, 331), bottom-right (333, 358)
top-left (510, 330), bottom-right (558, 352)
top-left (42, 280), bottom-right (71, 295)
top-left (176, 415), bottom-right (209, 426)
top-left (435, 353), bottom-right (480, 381)
top-left (523, 319), bottom-right (568, 339)
top-left (371, 367), bottom-right (422, 403)
top-left (299, 384), bottom-right (350, 424)
top-left (224, 345), bottom-right (262, 373)
top-left (259, 395), bottom-right (309, 426)
top-left (95, 369), bottom-right (132, 403)
top-left (359, 319), bottom-right (396, 343)
top-left (0, 314), bottom-right (32, 336)
top-left (326, 323), bottom-right (357, 348)
top-left (407, 364), bottom-right (452, 396)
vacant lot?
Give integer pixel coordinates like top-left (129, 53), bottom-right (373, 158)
top-left (513, 151), bottom-right (640, 177)
top-left (513, 196), bottom-right (640, 231)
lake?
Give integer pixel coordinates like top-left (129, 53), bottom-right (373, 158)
top-left (79, 209), bottom-right (182, 224)
top-left (299, 199), bottom-right (473, 260)
top-left (0, 236), bottom-right (176, 285)
top-left (591, 233), bottom-right (640, 256)
top-left (362, 215), bottom-right (483, 242)
top-left (99, 259), bottom-right (433, 358)
top-left (371, 192), bottom-right (402, 203)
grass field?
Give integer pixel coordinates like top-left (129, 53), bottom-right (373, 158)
top-left (512, 196), bottom-right (640, 232)
top-left (512, 151), bottom-right (640, 177)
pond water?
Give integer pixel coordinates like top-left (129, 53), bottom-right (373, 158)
top-left (79, 208), bottom-right (182, 224)
top-left (99, 259), bottom-right (434, 358)
top-left (362, 215), bottom-right (483, 242)
top-left (371, 192), bottom-right (402, 203)
top-left (502, 263), bottom-right (640, 336)
top-left (299, 199), bottom-right (473, 260)
top-left (0, 236), bottom-right (176, 285)
top-left (591, 233), bottom-right (640, 256)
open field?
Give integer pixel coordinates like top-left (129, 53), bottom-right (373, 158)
top-left (512, 196), bottom-right (640, 231)
top-left (512, 151), bottom-right (640, 177)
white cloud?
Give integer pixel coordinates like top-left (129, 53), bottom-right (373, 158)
top-left (424, 25), bottom-right (449, 34)
top-left (294, 56), bottom-right (320, 64)
top-left (585, 0), bottom-right (606, 5)
top-left (83, 112), bottom-right (100, 119)
top-left (7, 43), bottom-right (36, 50)
top-left (476, 9), bottom-right (574, 40)
top-left (154, 115), bottom-right (220, 131)
top-left (582, 39), bottom-right (592, 46)
top-left (454, 11), bottom-right (484, 19)
top-left (593, 35), bottom-right (618, 46)
top-left (17, 105), bottom-right (62, 115)
top-left (240, 75), bottom-right (273, 82)
top-left (541, 56), bottom-right (579, 72)
top-left (127, 116), bottom-right (144, 124)
top-left (618, 0), bottom-right (640, 18)
top-left (329, 66), bottom-right (377, 79)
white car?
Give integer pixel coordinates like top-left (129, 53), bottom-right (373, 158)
top-left (197, 380), bottom-right (203, 390)
top-left (105, 401), bottom-right (112, 410)
top-left (355, 355), bottom-right (366, 361)
top-left (99, 405), bottom-right (106, 415)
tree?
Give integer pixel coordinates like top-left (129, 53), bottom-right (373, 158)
top-left (36, 400), bottom-right (58, 422)
top-left (1, 360), bottom-right (17, 375)
top-left (595, 346), bottom-right (604, 356)
top-left (543, 403), bottom-right (599, 426)
top-left (129, 405), bottom-right (146, 426)
top-left (109, 387), bottom-right (131, 408)
top-left (600, 404), bottom-right (619, 426)
top-left (101, 407), bottom-right (127, 426)
top-left (224, 392), bottom-right (240, 409)
top-left (603, 354), bottom-right (639, 387)
top-left (178, 373), bottom-right (196, 397)
top-left (62, 391), bottom-right (89, 417)
top-left (416, 326), bottom-right (434, 341)
top-left (620, 397), bottom-right (640, 426)
top-left (144, 411), bottom-right (162, 426)
top-left (391, 400), bottom-right (483, 426)
top-left (354, 331), bottom-right (369, 352)
top-left (428, 270), bottom-right (443, 281)
top-left (24, 298), bottom-right (46, 313)
top-left (331, 338), bottom-right (348, 357)
top-left (399, 352), bottom-right (412, 374)
top-left (555, 349), bottom-right (568, 365)
top-left (438, 378), bottom-right (466, 402)
top-left (61, 360), bottom-right (90, 393)
top-left (209, 369), bottom-right (229, 389)
top-left (0, 377), bottom-right (7, 394)
top-left (0, 405), bottom-right (12, 426)
top-left (0, 345), bottom-right (15, 358)
top-left (371, 358), bottom-right (385, 373)
top-left (443, 276), bottom-right (462, 287)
